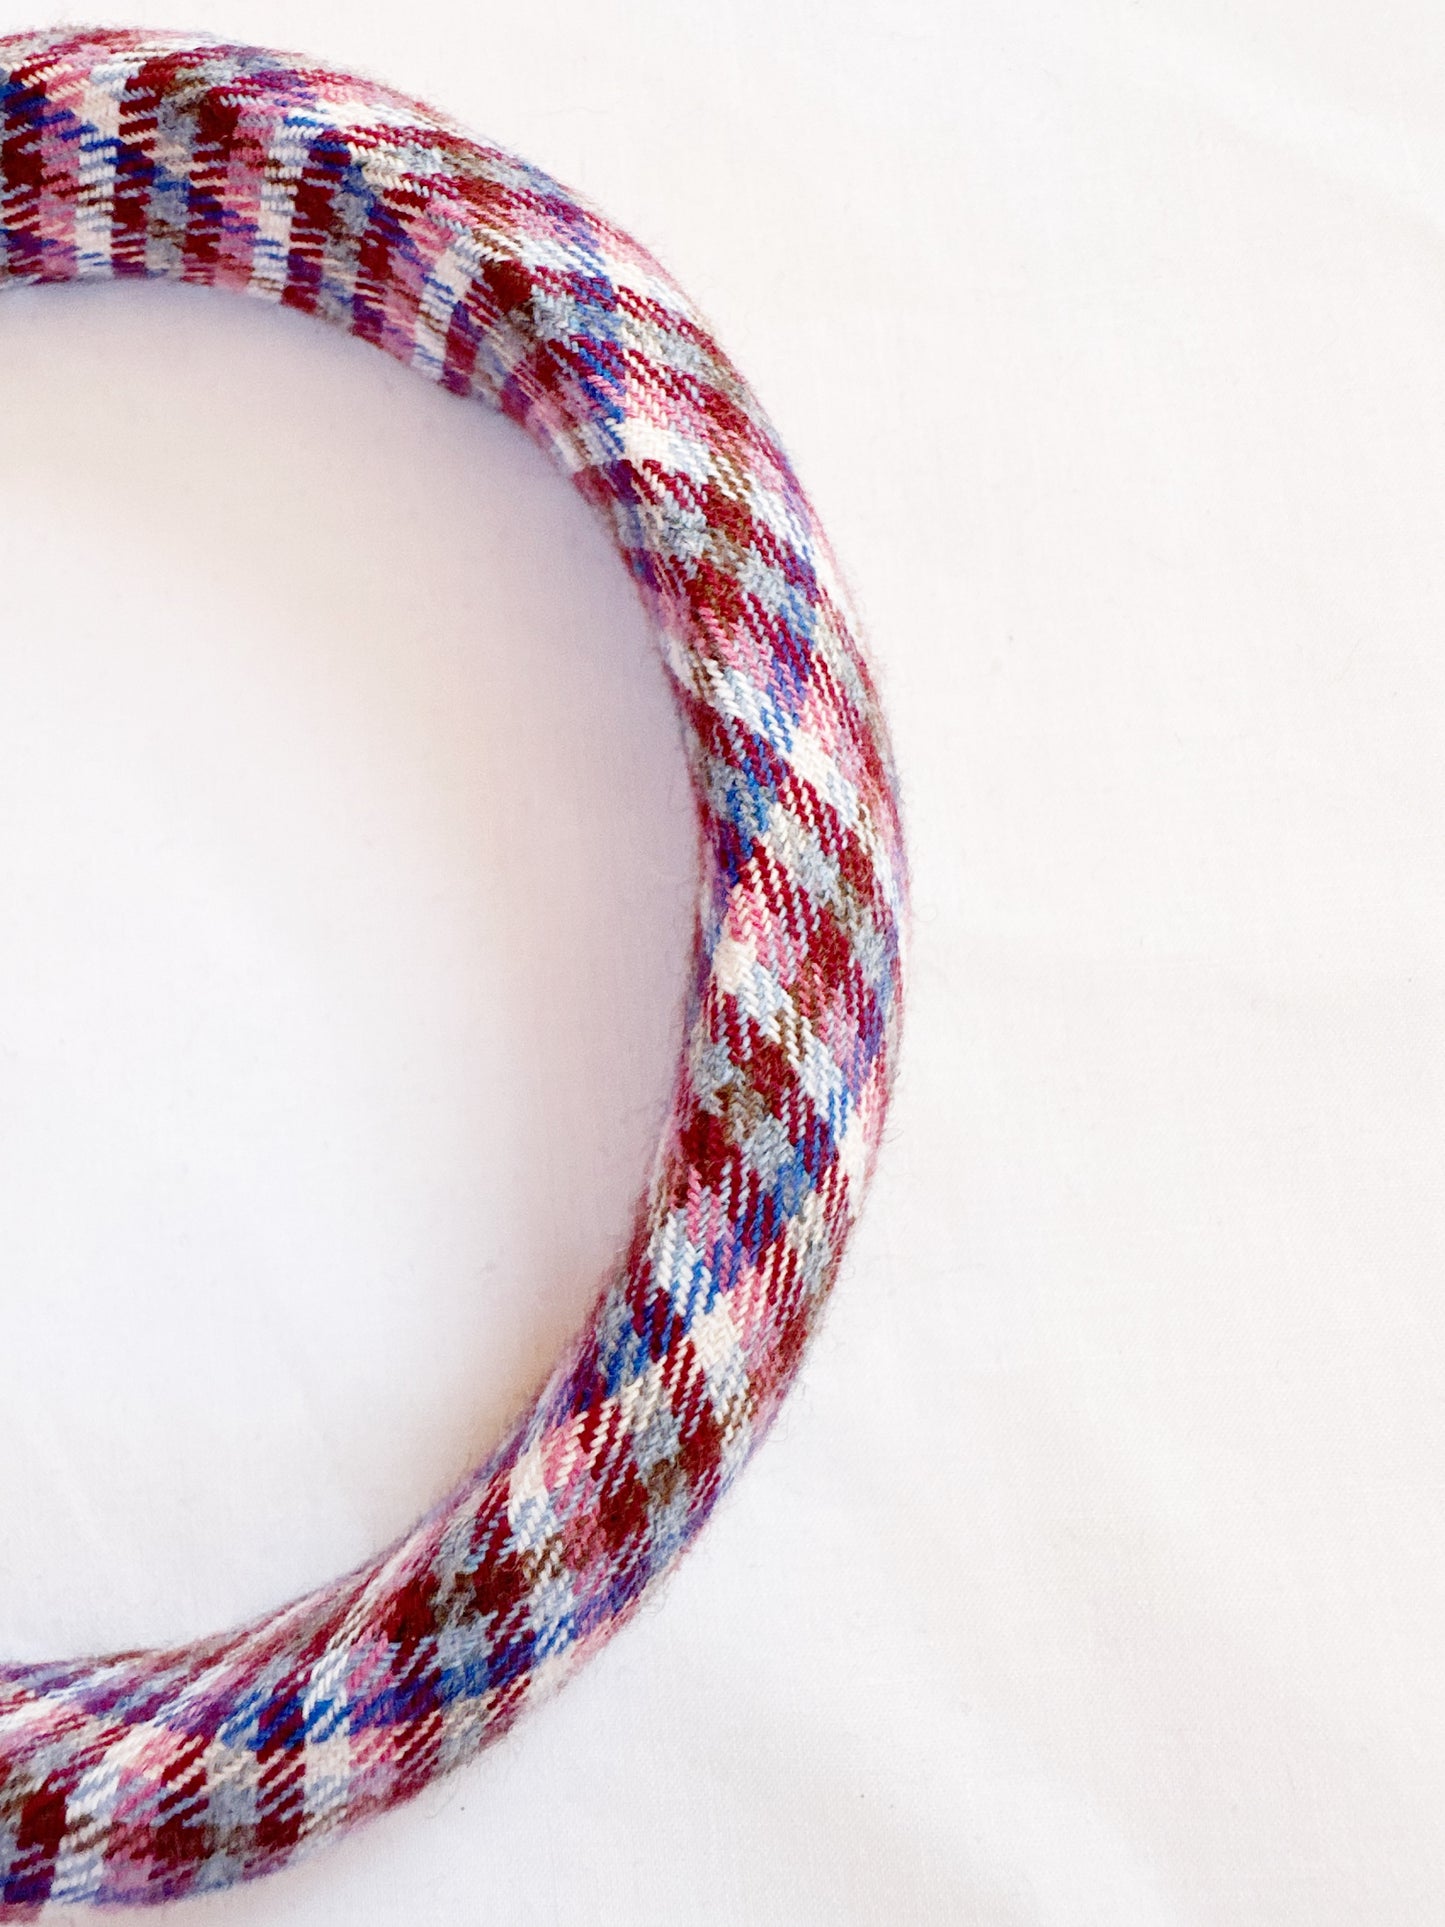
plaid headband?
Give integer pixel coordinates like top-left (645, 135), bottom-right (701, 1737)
top-left (0, 25), bottom-right (907, 1911)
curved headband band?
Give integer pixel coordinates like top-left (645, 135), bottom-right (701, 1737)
top-left (0, 26), bottom-right (906, 1910)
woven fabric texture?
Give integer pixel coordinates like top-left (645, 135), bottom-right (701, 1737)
top-left (0, 25), bottom-right (906, 1912)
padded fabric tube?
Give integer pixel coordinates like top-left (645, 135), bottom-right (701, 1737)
top-left (0, 25), bottom-right (906, 1910)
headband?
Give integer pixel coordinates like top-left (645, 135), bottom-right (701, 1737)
top-left (0, 26), bottom-right (906, 1910)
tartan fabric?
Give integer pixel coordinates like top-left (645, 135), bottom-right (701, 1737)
top-left (0, 25), bottom-right (907, 1911)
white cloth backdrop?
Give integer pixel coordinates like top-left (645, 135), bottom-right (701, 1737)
top-left (0, 3), bottom-right (1439, 1920)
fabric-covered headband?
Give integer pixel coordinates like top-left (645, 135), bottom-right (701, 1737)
top-left (0, 25), bottom-right (906, 1911)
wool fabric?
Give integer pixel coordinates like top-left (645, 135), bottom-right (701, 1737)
top-left (0, 25), bottom-right (907, 1912)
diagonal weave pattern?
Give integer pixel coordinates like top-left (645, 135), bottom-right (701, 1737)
top-left (0, 24), bottom-right (906, 1912)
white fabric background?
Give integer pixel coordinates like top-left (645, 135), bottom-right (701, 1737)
top-left (0, 2), bottom-right (1439, 1920)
